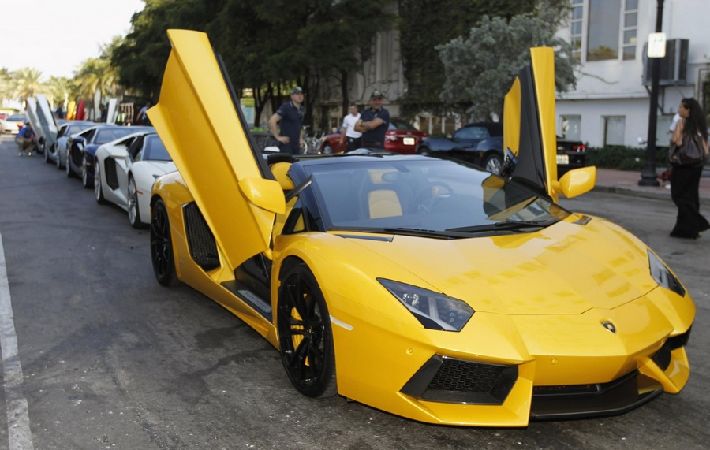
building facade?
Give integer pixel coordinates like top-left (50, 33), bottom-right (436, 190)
top-left (556, 0), bottom-right (710, 148)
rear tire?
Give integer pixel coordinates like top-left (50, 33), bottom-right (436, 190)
top-left (418, 145), bottom-right (430, 156)
top-left (277, 262), bottom-right (337, 398)
top-left (150, 199), bottom-right (177, 287)
top-left (44, 145), bottom-right (51, 164)
top-left (81, 158), bottom-right (93, 188)
top-left (65, 154), bottom-right (73, 177)
top-left (484, 153), bottom-right (503, 175)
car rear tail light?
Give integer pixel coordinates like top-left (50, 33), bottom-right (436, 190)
top-left (574, 144), bottom-right (586, 152)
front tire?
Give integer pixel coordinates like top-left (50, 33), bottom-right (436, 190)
top-left (65, 154), bottom-right (73, 177)
top-left (44, 145), bottom-right (51, 164)
top-left (81, 158), bottom-right (93, 188)
top-left (128, 176), bottom-right (143, 228)
top-left (277, 262), bottom-right (337, 398)
top-left (150, 198), bottom-right (177, 286)
top-left (95, 161), bottom-right (107, 204)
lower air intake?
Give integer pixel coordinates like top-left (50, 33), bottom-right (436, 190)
top-left (401, 355), bottom-right (517, 405)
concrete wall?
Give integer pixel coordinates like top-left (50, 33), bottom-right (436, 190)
top-left (556, 0), bottom-right (710, 147)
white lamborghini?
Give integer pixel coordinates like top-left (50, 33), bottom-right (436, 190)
top-left (94, 131), bottom-right (175, 227)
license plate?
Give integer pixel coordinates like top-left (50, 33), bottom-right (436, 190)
top-left (403, 137), bottom-right (415, 146)
top-left (556, 154), bottom-right (569, 165)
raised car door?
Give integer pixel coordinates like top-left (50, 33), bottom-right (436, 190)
top-left (35, 95), bottom-right (58, 147)
top-left (503, 47), bottom-right (558, 196)
top-left (148, 29), bottom-right (285, 270)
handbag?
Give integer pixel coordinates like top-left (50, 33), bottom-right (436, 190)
top-left (672, 134), bottom-right (706, 166)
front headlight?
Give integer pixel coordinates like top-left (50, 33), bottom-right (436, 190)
top-left (378, 278), bottom-right (474, 332)
top-left (648, 250), bottom-right (685, 297)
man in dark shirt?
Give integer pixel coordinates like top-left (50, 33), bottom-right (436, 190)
top-left (269, 86), bottom-right (305, 154)
top-left (355, 90), bottom-right (390, 149)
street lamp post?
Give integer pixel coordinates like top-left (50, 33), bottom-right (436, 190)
top-left (639, 0), bottom-right (665, 187)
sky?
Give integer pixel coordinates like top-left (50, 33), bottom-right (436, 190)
top-left (0, 0), bottom-right (145, 79)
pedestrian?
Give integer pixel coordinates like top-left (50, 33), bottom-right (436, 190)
top-left (136, 102), bottom-right (151, 125)
top-left (339, 104), bottom-right (362, 152)
top-left (269, 87), bottom-right (305, 154)
top-left (355, 90), bottom-right (390, 149)
top-left (668, 98), bottom-right (709, 239)
top-left (15, 123), bottom-right (35, 156)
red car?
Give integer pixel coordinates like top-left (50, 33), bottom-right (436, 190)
top-left (319, 118), bottom-right (427, 154)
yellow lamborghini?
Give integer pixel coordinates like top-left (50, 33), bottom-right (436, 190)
top-left (147, 30), bottom-right (695, 427)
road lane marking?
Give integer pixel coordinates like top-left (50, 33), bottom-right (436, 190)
top-left (0, 233), bottom-right (34, 450)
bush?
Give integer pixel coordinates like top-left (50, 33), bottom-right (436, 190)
top-left (585, 145), bottom-right (668, 171)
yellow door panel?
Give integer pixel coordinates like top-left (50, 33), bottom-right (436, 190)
top-left (503, 47), bottom-right (560, 197)
top-left (148, 29), bottom-right (285, 269)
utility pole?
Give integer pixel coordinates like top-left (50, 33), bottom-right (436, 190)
top-left (639, 0), bottom-right (665, 187)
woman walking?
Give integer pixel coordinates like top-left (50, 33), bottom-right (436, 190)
top-left (669, 98), bottom-right (709, 239)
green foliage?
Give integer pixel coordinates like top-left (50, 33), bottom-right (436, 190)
top-left (399, 0), bottom-right (570, 118)
top-left (586, 146), bottom-right (669, 170)
top-left (437, 7), bottom-right (575, 119)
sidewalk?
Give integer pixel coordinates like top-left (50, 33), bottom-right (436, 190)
top-left (594, 167), bottom-right (710, 202)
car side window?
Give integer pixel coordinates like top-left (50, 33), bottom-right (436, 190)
top-left (82, 129), bottom-right (96, 141)
top-left (128, 137), bottom-right (144, 161)
top-left (454, 127), bottom-right (489, 141)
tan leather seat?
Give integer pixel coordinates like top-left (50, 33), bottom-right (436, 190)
top-left (368, 189), bottom-right (403, 219)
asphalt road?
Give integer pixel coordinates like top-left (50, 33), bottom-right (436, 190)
top-left (0, 134), bottom-right (708, 449)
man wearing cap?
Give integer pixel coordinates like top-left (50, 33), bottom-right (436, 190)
top-left (355, 90), bottom-right (390, 149)
top-left (269, 87), bottom-right (305, 154)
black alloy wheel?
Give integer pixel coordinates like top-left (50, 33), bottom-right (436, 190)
top-left (277, 263), bottom-right (336, 398)
top-left (128, 176), bottom-right (143, 228)
top-left (150, 199), bottom-right (177, 286)
top-left (484, 153), bottom-right (503, 176)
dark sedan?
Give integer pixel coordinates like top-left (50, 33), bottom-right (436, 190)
top-left (66, 125), bottom-right (153, 187)
top-left (419, 122), bottom-right (504, 173)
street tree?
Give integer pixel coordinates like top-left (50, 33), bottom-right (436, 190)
top-left (437, 7), bottom-right (575, 120)
top-left (9, 68), bottom-right (43, 101)
top-left (399, 0), bottom-right (570, 118)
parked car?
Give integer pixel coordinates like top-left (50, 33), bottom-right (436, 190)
top-left (65, 125), bottom-right (153, 187)
top-left (420, 122), bottom-right (587, 176)
top-left (147, 30), bottom-right (694, 427)
top-left (1, 113), bottom-right (27, 134)
top-left (94, 131), bottom-right (175, 228)
top-left (419, 122), bottom-right (504, 172)
top-left (319, 118), bottom-right (427, 154)
top-left (52, 121), bottom-right (95, 169)
top-left (26, 95), bottom-right (58, 154)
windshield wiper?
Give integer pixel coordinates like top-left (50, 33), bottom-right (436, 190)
top-left (446, 219), bottom-right (557, 233)
top-left (378, 228), bottom-right (464, 239)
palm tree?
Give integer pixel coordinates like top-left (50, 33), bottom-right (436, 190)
top-left (46, 76), bottom-right (72, 107)
top-left (10, 67), bottom-right (43, 101)
top-left (0, 67), bottom-right (12, 100)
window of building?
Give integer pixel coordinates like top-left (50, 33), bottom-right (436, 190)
top-left (587, 0), bottom-right (621, 61)
top-left (603, 116), bottom-right (626, 146)
top-left (622, 0), bottom-right (638, 60)
top-left (376, 31), bottom-right (394, 82)
top-left (570, 0), bottom-right (584, 63)
top-left (559, 114), bottom-right (581, 141)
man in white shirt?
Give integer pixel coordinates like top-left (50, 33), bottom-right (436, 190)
top-left (340, 104), bottom-right (362, 152)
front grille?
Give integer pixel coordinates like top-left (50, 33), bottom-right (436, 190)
top-left (401, 356), bottom-right (517, 405)
top-left (429, 359), bottom-right (505, 393)
top-left (183, 202), bottom-right (220, 271)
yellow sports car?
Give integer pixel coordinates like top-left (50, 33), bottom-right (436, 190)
top-left (147, 30), bottom-right (694, 427)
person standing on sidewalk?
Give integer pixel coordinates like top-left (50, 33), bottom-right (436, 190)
top-left (355, 90), bottom-right (389, 150)
top-left (269, 87), bottom-right (305, 155)
top-left (339, 104), bottom-right (362, 152)
top-left (669, 98), bottom-right (709, 239)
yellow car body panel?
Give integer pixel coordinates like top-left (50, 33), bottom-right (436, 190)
top-left (148, 29), bottom-right (284, 269)
top-left (149, 31), bottom-right (695, 427)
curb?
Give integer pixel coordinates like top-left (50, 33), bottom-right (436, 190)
top-left (593, 185), bottom-right (710, 206)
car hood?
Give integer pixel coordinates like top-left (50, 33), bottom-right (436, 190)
top-left (339, 216), bottom-right (658, 315)
top-left (141, 161), bottom-right (176, 175)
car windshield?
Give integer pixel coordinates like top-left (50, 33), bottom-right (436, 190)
top-left (304, 158), bottom-right (568, 235)
top-left (143, 135), bottom-right (171, 161)
top-left (95, 128), bottom-right (139, 144)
